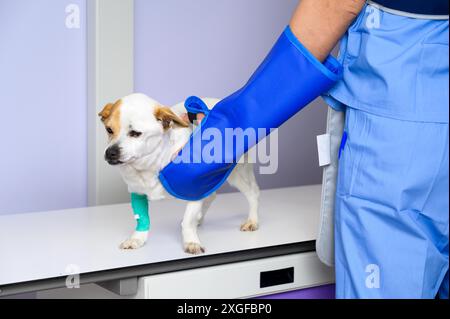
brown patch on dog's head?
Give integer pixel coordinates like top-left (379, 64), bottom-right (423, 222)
top-left (154, 106), bottom-right (189, 130)
top-left (99, 103), bottom-right (113, 122)
top-left (99, 99), bottom-right (122, 138)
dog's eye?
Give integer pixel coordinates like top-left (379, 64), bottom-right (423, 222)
top-left (129, 130), bottom-right (142, 138)
top-left (106, 127), bottom-right (113, 135)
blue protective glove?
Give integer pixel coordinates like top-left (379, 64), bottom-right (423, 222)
top-left (159, 26), bottom-right (343, 201)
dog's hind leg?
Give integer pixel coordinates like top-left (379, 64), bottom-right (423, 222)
top-left (227, 163), bottom-right (260, 232)
top-left (198, 192), bottom-right (216, 226)
top-left (182, 201), bottom-right (206, 254)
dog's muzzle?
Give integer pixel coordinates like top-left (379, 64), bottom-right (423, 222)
top-left (105, 144), bottom-right (123, 165)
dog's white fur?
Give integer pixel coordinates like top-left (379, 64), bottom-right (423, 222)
top-left (100, 93), bottom-right (260, 254)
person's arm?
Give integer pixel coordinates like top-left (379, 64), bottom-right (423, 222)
top-left (290, 0), bottom-right (365, 62)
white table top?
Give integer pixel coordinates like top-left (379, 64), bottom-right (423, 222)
top-left (0, 185), bottom-right (321, 286)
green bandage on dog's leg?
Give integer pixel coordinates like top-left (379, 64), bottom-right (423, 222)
top-left (131, 193), bottom-right (150, 232)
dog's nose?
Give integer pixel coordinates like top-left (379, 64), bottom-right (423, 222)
top-left (105, 144), bottom-right (121, 162)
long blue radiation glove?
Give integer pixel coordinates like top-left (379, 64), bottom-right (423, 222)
top-left (159, 26), bottom-right (343, 201)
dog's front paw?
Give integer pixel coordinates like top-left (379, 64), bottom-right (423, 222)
top-left (120, 238), bottom-right (145, 250)
top-left (120, 231), bottom-right (148, 250)
top-left (240, 220), bottom-right (259, 232)
top-left (184, 242), bottom-right (205, 255)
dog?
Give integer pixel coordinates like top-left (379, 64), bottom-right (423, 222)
top-left (99, 93), bottom-right (260, 254)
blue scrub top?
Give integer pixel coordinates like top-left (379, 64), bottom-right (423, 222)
top-left (324, 4), bottom-right (449, 123)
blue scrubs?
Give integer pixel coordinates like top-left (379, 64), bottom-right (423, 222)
top-left (324, 4), bottom-right (449, 298)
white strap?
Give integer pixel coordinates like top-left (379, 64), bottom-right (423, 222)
top-left (317, 134), bottom-right (331, 167)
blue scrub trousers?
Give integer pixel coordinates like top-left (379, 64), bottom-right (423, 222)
top-left (335, 107), bottom-right (449, 298)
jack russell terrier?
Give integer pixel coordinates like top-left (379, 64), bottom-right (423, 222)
top-left (99, 93), bottom-right (260, 254)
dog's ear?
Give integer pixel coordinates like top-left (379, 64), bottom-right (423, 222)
top-left (154, 106), bottom-right (189, 130)
top-left (98, 103), bottom-right (114, 122)
top-left (99, 99), bottom-right (122, 122)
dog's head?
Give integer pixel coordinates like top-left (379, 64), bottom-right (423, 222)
top-left (99, 93), bottom-right (189, 166)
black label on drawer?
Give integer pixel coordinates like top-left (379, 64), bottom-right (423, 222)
top-left (260, 267), bottom-right (294, 288)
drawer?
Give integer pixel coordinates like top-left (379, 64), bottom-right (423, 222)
top-left (135, 252), bottom-right (334, 299)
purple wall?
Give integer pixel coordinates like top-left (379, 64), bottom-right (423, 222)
top-left (0, 0), bottom-right (87, 215)
top-left (134, 0), bottom-right (328, 192)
